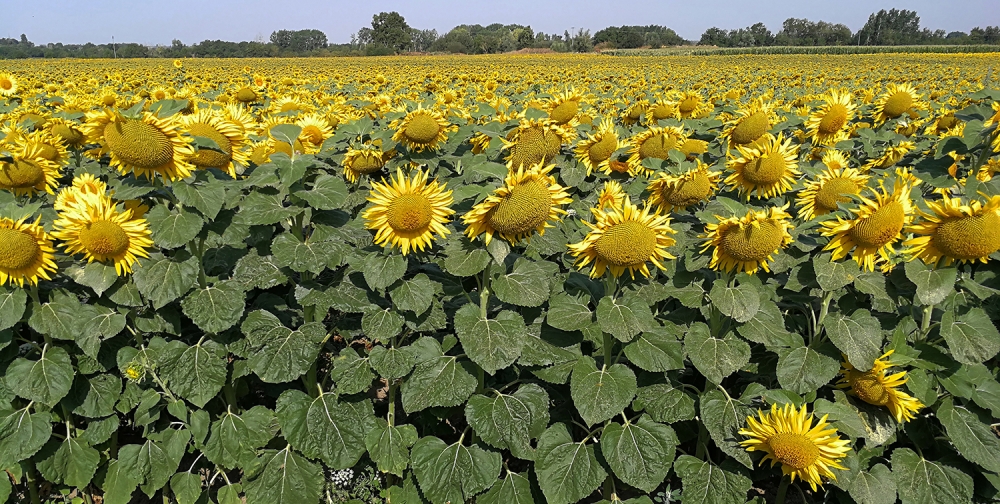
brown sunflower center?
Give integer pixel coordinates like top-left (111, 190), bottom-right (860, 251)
top-left (932, 211), bottom-right (1000, 260)
top-left (638, 133), bottom-right (677, 160)
top-left (595, 221), bottom-right (657, 267)
top-left (768, 432), bottom-right (821, 470)
top-left (0, 228), bottom-right (40, 270)
top-left (720, 220), bottom-right (784, 262)
top-left (549, 100), bottom-right (579, 124)
top-left (387, 193), bottom-right (433, 233)
top-left (849, 201), bottom-right (905, 248)
top-left (883, 92), bottom-right (913, 118)
top-left (0, 159), bottom-right (45, 188)
top-left (588, 134), bottom-right (618, 164)
top-left (79, 220), bottom-right (130, 257)
top-left (742, 153), bottom-right (787, 186)
top-left (818, 104), bottom-right (849, 134)
top-left (404, 113), bottom-right (441, 145)
top-left (664, 172), bottom-right (712, 208)
top-left (608, 160), bottom-right (630, 173)
top-left (104, 119), bottom-right (174, 169)
top-left (187, 122), bottom-right (233, 168)
top-left (509, 126), bottom-right (548, 168)
top-left (488, 179), bottom-right (552, 236)
top-left (815, 177), bottom-right (859, 212)
top-left (852, 371), bottom-right (890, 406)
top-left (731, 112), bottom-right (768, 145)
top-left (0, 78), bottom-right (13, 91)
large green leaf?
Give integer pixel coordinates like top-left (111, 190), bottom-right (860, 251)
top-left (275, 389), bottom-right (376, 469)
top-left (232, 251), bottom-right (288, 290)
top-left (904, 261), bottom-right (957, 306)
top-left (684, 322), bottom-right (750, 384)
top-left (601, 417), bottom-right (677, 493)
top-left (119, 429), bottom-right (190, 496)
top-left (493, 260), bottom-right (550, 307)
top-left (169, 472), bottom-right (205, 504)
top-left (0, 407), bottom-right (51, 468)
top-left (597, 295), bottom-right (655, 342)
top-left (365, 419), bottom-right (418, 477)
top-left (940, 307), bottom-right (1000, 364)
top-left (478, 471), bottom-right (535, 504)
top-left (890, 448), bottom-right (973, 504)
top-left (454, 304), bottom-right (526, 374)
top-left (776, 345), bottom-right (840, 394)
top-left (570, 357), bottom-right (636, 426)
top-left (848, 462), bottom-right (897, 504)
top-left (271, 232), bottom-right (342, 274)
top-left (936, 398), bottom-right (1000, 472)
top-left (546, 293), bottom-right (594, 332)
top-left (203, 406), bottom-right (277, 469)
top-left (329, 347), bottom-right (375, 395)
top-left (737, 296), bottom-right (792, 347)
top-left (236, 190), bottom-right (301, 225)
top-left (389, 273), bottom-right (437, 314)
top-left (0, 286), bottom-right (26, 331)
top-left (633, 383), bottom-right (697, 424)
top-left (443, 236), bottom-right (491, 277)
top-left (158, 339), bottom-right (227, 408)
top-left (708, 280), bottom-right (759, 323)
top-left (362, 306), bottom-right (405, 343)
top-left (241, 310), bottom-right (326, 383)
top-left (534, 423), bottom-right (606, 504)
top-left (294, 173), bottom-right (348, 210)
top-left (132, 253), bottom-right (200, 309)
top-left (624, 324), bottom-right (685, 372)
top-left (244, 448), bottom-right (324, 504)
top-left (825, 309), bottom-right (882, 372)
top-left (27, 290), bottom-right (81, 341)
top-left (401, 352), bottom-right (477, 414)
top-left (173, 177), bottom-right (226, 220)
top-left (411, 436), bottom-right (501, 504)
top-left (363, 253), bottom-right (407, 291)
top-left (699, 388), bottom-right (755, 468)
top-left (814, 253), bottom-right (860, 291)
top-left (146, 205), bottom-right (205, 249)
top-left (673, 455), bottom-right (751, 504)
top-left (70, 373), bottom-right (122, 418)
top-left (37, 436), bottom-right (100, 487)
top-left (99, 459), bottom-right (141, 504)
top-left (180, 281), bottom-right (246, 334)
top-left (66, 261), bottom-right (120, 296)
top-left (7, 344), bottom-right (75, 406)
top-left (465, 383), bottom-right (549, 460)
top-left (368, 345), bottom-right (415, 380)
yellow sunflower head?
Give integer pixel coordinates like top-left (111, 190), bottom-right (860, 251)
top-left (51, 191), bottom-right (155, 276)
top-left (672, 90), bottom-right (713, 119)
top-left (903, 194), bottom-right (1000, 267)
top-left (295, 112), bottom-right (335, 154)
top-left (463, 162), bottom-right (573, 245)
top-left (501, 118), bottom-right (574, 170)
top-left (722, 97), bottom-right (777, 150)
top-left (14, 129), bottom-right (70, 168)
top-left (836, 350), bottom-right (924, 423)
top-left (342, 144), bottom-right (395, 184)
top-left (0, 73), bottom-right (17, 97)
top-left (796, 166), bottom-right (870, 220)
top-left (390, 107), bottom-right (450, 152)
top-left (805, 89), bottom-right (855, 146)
top-left (701, 204), bottom-right (794, 274)
top-left (621, 99), bottom-right (649, 125)
top-left (182, 108), bottom-right (248, 178)
top-left (0, 216), bottom-right (58, 287)
top-left (872, 83), bottom-right (922, 125)
top-left (54, 173), bottom-right (110, 212)
top-left (84, 109), bottom-right (195, 183)
top-left (597, 180), bottom-right (626, 210)
top-left (568, 196), bottom-right (677, 280)
top-left (546, 87), bottom-right (585, 125)
top-left (724, 133), bottom-right (800, 200)
top-left (361, 168), bottom-right (455, 256)
top-left (47, 118), bottom-right (87, 148)
top-left (646, 160), bottom-right (721, 213)
top-left (739, 402), bottom-right (851, 491)
top-left (863, 141), bottom-right (915, 171)
top-left (0, 142), bottom-right (61, 197)
top-left (626, 125), bottom-right (687, 177)
top-left (574, 117), bottom-right (623, 176)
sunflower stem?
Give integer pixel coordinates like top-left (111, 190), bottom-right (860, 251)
top-left (603, 332), bottom-right (613, 368)
top-left (920, 304), bottom-right (935, 338)
top-left (387, 380), bottom-right (397, 427)
top-left (304, 361), bottom-right (318, 399)
top-left (816, 290), bottom-right (835, 337)
top-left (775, 476), bottom-right (790, 504)
top-left (25, 459), bottom-right (41, 504)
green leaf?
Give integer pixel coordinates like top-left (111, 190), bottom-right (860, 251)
top-left (241, 310), bottom-right (326, 383)
top-left (276, 390), bottom-right (375, 469)
top-left (236, 190), bottom-right (301, 225)
top-left (271, 233), bottom-right (342, 274)
top-left (27, 291), bottom-right (80, 341)
top-left (478, 471), bottom-right (534, 504)
top-left (597, 295), bottom-right (655, 342)
top-left (673, 455), bottom-right (752, 504)
top-left (217, 484), bottom-right (242, 504)
top-left (368, 345), bottom-right (415, 381)
top-left (294, 173), bottom-right (348, 209)
top-left (146, 205), bottom-right (205, 249)
top-left (891, 448), bottom-right (973, 504)
top-left (329, 347), bottom-right (375, 395)
top-left (814, 253), bottom-right (860, 291)
top-left (936, 397), bottom-right (1000, 472)
top-left (411, 436), bottom-right (500, 504)
top-left (158, 340), bottom-right (227, 408)
top-left (0, 408), bottom-right (51, 468)
top-left (776, 346), bottom-right (840, 394)
top-left (7, 344), bottom-right (74, 406)
top-left (535, 423), bottom-right (606, 504)
top-left (940, 307), bottom-right (1000, 364)
top-left (244, 448), bottom-right (324, 504)
top-left (737, 296), bottom-right (792, 347)
top-left (466, 386), bottom-right (545, 460)
top-left (684, 322), bottom-right (750, 384)
top-left (362, 306), bottom-right (405, 343)
top-left (633, 383), bottom-right (697, 424)
top-left (133, 254), bottom-right (200, 309)
top-left (699, 389), bottom-right (753, 468)
top-left (389, 273), bottom-right (436, 314)
top-left (454, 305), bottom-right (526, 374)
top-left (65, 261), bottom-right (120, 296)
top-left (270, 125), bottom-right (303, 149)
top-left (855, 271), bottom-right (896, 312)
top-left (169, 472), bottom-right (204, 504)
top-left (546, 293), bottom-right (594, 332)
top-left (173, 177), bottom-right (226, 220)
top-left (905, 261), bottom-right (957, 306)
top-left (825, 310), bottom-right (882, 372)
top-left (71, 373), bottom-right (122, 418)
top-left (443, 237), bottom-right (491, 277)
top-left (601, 417), bottom-right (677, 493)
top-left (203, 406), bottom-right (277, 469)
top-left (119, 430), bottom-right (190, 496)
top-left (493, 260), bottom-right (549, 307)
top-left (709, 280), bottom-right (759, 323)
top-left (363, 253), bottom-right (407, 291)
top-left (180, 281), bottom-right (246, 334)
top-left (37, 436), bottom-right (100, 487)
top-left (624, 324), bottom-right (685, 372)
top-left (401, 353), bottom-right (477, 414)
top-left (232, 251), bottom-right (288, 290)
top-left (365, 419), bottom-right (417, 477)
top-left (99, 459), bottom-right (141, 504)
top-left (0, 286), bottom-right (26, 330)
top-left (848, 463), bottom-right (897, 504)
top-left (570, 357), bottom-right (637, 426)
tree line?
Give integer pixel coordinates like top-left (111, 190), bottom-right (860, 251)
top-left (1, 8), bottom-right (998, 59)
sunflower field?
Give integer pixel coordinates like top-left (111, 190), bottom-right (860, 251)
top-left (0, 52), bottom-right (999, 504)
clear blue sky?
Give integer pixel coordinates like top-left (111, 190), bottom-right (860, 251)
top-left (5, 0), bottom-right (999, 46)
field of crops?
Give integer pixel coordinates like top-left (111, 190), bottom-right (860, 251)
top-left (1, 52), bottom-right (1000, 504)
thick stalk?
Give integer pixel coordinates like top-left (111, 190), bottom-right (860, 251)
top-left (775, 476), bottom-right (790, 504)
top-left (603, 332), bottom-right (613, 368)
top-left (304, 362), bottom-right (318, 398)
top-left (920, 304), bottom-right (935, 338)
top-left (25, 460), bottom-right (41, 504)
top-left (387, 381), bottom-right (398, 427)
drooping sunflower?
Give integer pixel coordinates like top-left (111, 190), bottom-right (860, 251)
top-left (54, 173), bottom-right (110, 212)
top-left (837, 350), bottom-right (923, 423)
top-left (597, 180), bottom-right (626, 210)
top-left (0, 73), bottom-right (17, 97)
top-left (820, 174), bottom-right (916, 272)
top-left (701, 204), bottom-right (794, 274)
top-left (872, 83), bottom-right (922, 125)
top-left (181, 109), bottom-right (248, 178)
top-left (463, 162), bottom-right (572, 245)
top-left (342, 144), bottom-right (395, 183)
top-left (501, 118), bottom-right (574, 170)
top-left (14, 129), bottom-right (70, 169)
top-left (646, 160), bottom-right (721, 213)
top-left (0, 216), bottom-right (58, 287)
top-left (568, 196), bottom-right (676, 280)
top-left (626, 125), bottom-right (687, 177)
top-left (390, 106), bottom-right (450, 152)
top-left (362, 168), bottom-right (454, 255)
top-left (724, 133), bottom-right (800, 200)
top-left (672, 90), bottom-right (713, 119)
top-left (903, 194), bottom-right (1000, 267)
top-left (46, 118), bottom-right (87, 148)
top-left (923, 111), bottom-right (963, 137)
top-left (51, 191), bottom-right (154, 276)
top-left (621, 99), bottom-right (649, 126)
top-left (721, 98), bottom-right (777, 150)
top-left (796, 165), bottom-right (870, 220)
top-left (739, 402), bottom-right (851, 492)
top-left (805, 89), bottom-right (856, 146)
top-left (574, 118), bottom-right (623, 176)
top-left (862, 141), bottom-right (916, 171)
top-left (546, 87), bottom-right (585, 125)
top-left (0, 142), bottom-right (61, 196)
top-left (84, 109), bottom-right (194, 182)
top-left (295, 113), bottom-right (335, 154)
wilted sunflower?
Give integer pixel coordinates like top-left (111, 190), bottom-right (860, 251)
top-left (342, 144), bottom-right (394, 183)
top-left (546, 87), bottom-right (584, 125)
top-left (724, 133), bottom-right (800, 200)
top-left (626, 125), bottom-right (687, 177)
top-left (739, 402), bottom-right (851, 492)
top-left (362, 168), bottom-right (454, 255)
top-left (52, 191), bottom-right (154, 276)
top-left (821, 174), bottom-right (916, 272)
top-left (701, 204), bottom-right (794, 274)
top-left (0, 143), bottom-right (61, 196)
top-left (923, 111), bottom-right (963, 137)
top-left (837, 350), bottom-right (923, 423)
top-left (182, 109), bottom-right (248, 178)
top-left (84, 109), bottom-right (194, 182)
top-left (904, 194), bottom-right (1000, 267)
top-left (0, 216), bottom-right (58, 287)
top-left (647, 99), bottom-right (675, 122)
top-left (574, 118), bottom-right (623, 176)
top-left (14, 129), bottom-right (70, 169)
top-left (721, 98), bottom-right (777, 150)
top-left (568, 196), bottom-right (676, 279)
top-left (796, 165), bottom-right (869, 220)
top-left (463, 162), bottom-right (572, 245)
top-left (0, 73), bottom-right (17, 97)
top-left (391, 107), bottom-right (450, 152)
top-left (597, 180), bottom-right (625, 210)
top-left (501, 118), bottom-right (574, 169)
top-left (805, 89), bottom-right (855, 146)
top-left (646, 160), bottom-right (721, 213)
top-left (872, 83), bottom-right (921, 125)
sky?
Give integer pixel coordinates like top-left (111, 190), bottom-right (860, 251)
top-left (4, 0), bottom-right (1000, 46)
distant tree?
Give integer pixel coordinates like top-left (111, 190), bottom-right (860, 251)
top-left (856, 9), bottom-right (921, 45)
top-left (410, 29), bottom-right (438, 52)
top-left (699, 27), bottom-right (730, 46)
top-left (512, 26), bottom-right (534, 49)
top-left (370, 11), bottom-right (411, 51)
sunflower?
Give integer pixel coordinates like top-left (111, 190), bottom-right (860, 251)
top-left (501, 118), bottom-right (574, 170)
top-left (672, 90), bottom-right (713, 119)
top-left (182, 109), bottom-right (248, 178)
top-left (51, 191), bottom-right (154, 276)
top-left (55, 173), bottom-right (109, 212)
top-left (626, 125), bottom-right (687, 177)
top-left (721, 98), bottom-right (777, 150)
top-left (0, 143), bottom-right (61, 196)
top-left (0, 73), bottom-right (17, 97)
top-left (903, 194), bottom-right (1000, 267)
top-left (568, 196), bottom-right (676, 279)
top-left (796, 166), bottom-right (870, 221)
top-left (872, 83), bottom-right (921, 125)
top-left (923, 111), bottom-right (963, 137)
top-left (820, 174), bottom-right (916, 272)
top-left (13, 129), bottom-right (70, 169)
top-left (362, 168), bottom-right (454, 255)
top-left (597, 180), bottom-right (626, 210)
top-left (739, 402), bottom-right (851, 492)
top-left (646, 160), bottom-right (721, 213)
top-left (46, 118), bottom-right (87, 148)
top-left (269, 95), bottom-right (314, 115)
top-left (862, 141), bottom-right (915, 171)
top-left (221, 103), bottom-right (257, 135)
top-left (837, 350), bottom-right (923, 423)
top-left (648, 99), bottom-right (676, 122)
top-left (678, 138), bottom-right (708, 160)
top-left (724, 133), bottom-right (800, 200)
top-left (0, 216), bottom-right (58, 287)
top-left (621, 100), bottom-right (649, 126)
top-left (546, 87), bottom-right (584, 125)
top-left (390, 107), bottom-right (450, 152)
top-left (84, 109), bottom-right (194, 183)
top-left (805, 90), bottom-right (855, 146)
top-left (463, 162), bottom-right (572, 245)
top-left (295, 113), bottom-right (334, 154)
top-left (574, 118), bottom-right (623, 176)
top-left (342, 144), bottom-right (395, 183)
top-left (701, 204), bottom-right (794, 274)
